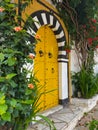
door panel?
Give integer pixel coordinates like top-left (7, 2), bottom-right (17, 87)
top-left (34, 25), bottom-right (58, 111)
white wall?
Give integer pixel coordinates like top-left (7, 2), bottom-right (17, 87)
top-left (71, 49), bottom-right (80, 73)
top-left (94, 50), bottom-right (98, 74)
top-left (71, 49), bottom-right (98, 74)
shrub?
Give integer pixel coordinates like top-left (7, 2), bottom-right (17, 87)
top-left (72, 68), bottom-right (98, 98)
top-left (0, 0), bottom-right (56, 130)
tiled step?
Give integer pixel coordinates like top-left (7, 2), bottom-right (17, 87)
top-left (27, 95), bottom-right (98, 130)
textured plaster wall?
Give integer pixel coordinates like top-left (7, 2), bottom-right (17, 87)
top-left (70, 50), bottom-right (80, 73)
top-left (71, 49), bottom-right (98, 74)
top-left (94, 50), bottom-right (98, 74)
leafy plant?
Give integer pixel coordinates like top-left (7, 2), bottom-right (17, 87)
top-left (89, 119), bottom-right (98, 130)
top-left (51, 0), bottom-right (98, 100)
top-left (0, 0), bottom-right (56, 130)
top-left (72, 68), bottom-right (98, 98)
top-left (51, 0), bottom-right (98, 73)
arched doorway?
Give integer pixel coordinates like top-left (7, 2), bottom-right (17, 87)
top-left (26, 10), bottom-right (69, 108)
top-left (34, 25), bottom-right (59, 111)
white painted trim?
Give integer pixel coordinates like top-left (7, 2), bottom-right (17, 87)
top-left (58, 41), bottom-right (65, 47)
top-left (59, 62), bottom-right (68, 100)
top-left (58, 58), bottom-right (69, 62)
top-left (27, 27), bottom-right (36, 35)
top-left (33, 16), bottom-right (41, 29)
top-left (59, 51), bottom-right (66, 55)
top-left (50, 15), bottom-right (54, 25)
top-left (52, 21), bottom-right (60, 31)
top-left (56, 30), bottom-right (64, 39)
top-left (41, 13), bottom-right (48, 25)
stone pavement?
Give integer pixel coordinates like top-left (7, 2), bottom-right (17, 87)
top-left (74, 102), bottom-right (98, 130)
top-left (27, 95), bottom-right (98, 130)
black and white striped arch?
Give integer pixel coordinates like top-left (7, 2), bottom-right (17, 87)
top-left (27, 10), bottom-right (68, 62)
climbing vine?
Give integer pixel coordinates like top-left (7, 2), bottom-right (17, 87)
top-left (51, 0), bottom-right (98, 98)
top-left (51, 0), bottom-right (98, 72)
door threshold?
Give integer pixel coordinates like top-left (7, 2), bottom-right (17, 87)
top-left (40, 105), bottom-right (63, 117)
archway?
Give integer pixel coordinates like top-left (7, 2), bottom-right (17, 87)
top-left (27, 10), bottom-right (69, 108)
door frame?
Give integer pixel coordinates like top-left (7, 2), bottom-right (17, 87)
top-left (26, 10), bottom-right (69, 105)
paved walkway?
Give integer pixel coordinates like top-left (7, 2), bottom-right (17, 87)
top-left (74, 102), bottom-right (98, 130)
top-left (27, 95), bottom-right (98, 130)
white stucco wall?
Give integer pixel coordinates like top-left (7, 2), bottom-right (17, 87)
top-left (71, 49), bottom-right (80, 73)
top-left (71, 49), bottom-right (98, 95)
top-left (71, 49), bottom-right (98, 74)
top-left (94, 50), bottom-right (98, 74)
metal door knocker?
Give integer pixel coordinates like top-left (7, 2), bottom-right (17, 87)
top-left (39, 50), bottom-right (44, 57)
top-left (48, 52), bottom-right (52, 58)
top-left (52, 68), bottom-right (55, 73)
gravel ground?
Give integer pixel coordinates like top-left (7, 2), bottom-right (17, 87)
top-left (74, 102), bottom-right (98, 130)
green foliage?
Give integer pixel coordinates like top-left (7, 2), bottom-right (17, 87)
top-left (0, 1), bottom-right (57, 130)
top-left (89, 119), bottom-right (98, 130)
top-left (52, 0), bottom-right (98, 72)
top-left (0, 92), bottom-right (8, 116)
top-left (52, 0), bottom-right (98, 99)
top-left (72, 68), bottom-right (98, 98)
top-left (52, 0), bottom-right (98, 36)
top-left (0, 0), bottom-right (56, 130)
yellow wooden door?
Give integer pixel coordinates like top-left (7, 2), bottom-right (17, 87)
top-left (34, 25), bottom-right (58, 111)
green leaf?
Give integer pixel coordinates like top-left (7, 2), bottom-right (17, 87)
top-left (0, 77), bottom-right (5, 82)
top-left (25, 89), bottom-right (32, 95)
top-left (8, 107), bottom-right (13, 114)
top-left (7, 57), bottom-right (16, 66)
top-left (1, 112), bottom-right (11, 121)
top-left (21, 100), bottom-right (33, 104)
top-left (13, 110), bottom-right (19, 118)
top-left (0, 104), bottom-right (8, 115)
top-left (9, 91), bottom-right (15, 96)
top-left (9, 80), bottom-right (17, 88)
top-left (0, 53), bottom-right (4, 62)
top-left (16, 103), bottom-right (23, 110)
top-left (4, 49), bottom-right (23, 56)
top-left (5, 0), bottom-right (11, 2)
top-left (10, 99), bottom-right (17, 107)
top-left (0, 92), bottom-right (5, 105)
top-left (6, 73), bottom-right (17, 80)
top-left (0, 95), bottom-right (5, 105)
